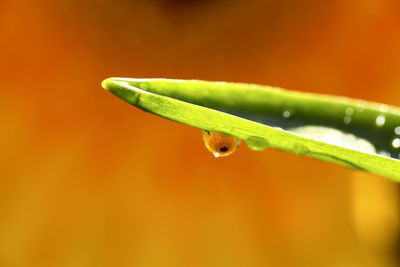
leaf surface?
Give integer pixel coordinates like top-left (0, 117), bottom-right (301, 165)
top-left (102, 78), bottom-right (400, 181)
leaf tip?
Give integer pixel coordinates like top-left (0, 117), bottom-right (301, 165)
top-left (101, 77), bottom-right (116, 91)
top-left (101, 77), bottom-right (142, 106)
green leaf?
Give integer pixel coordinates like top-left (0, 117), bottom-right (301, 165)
top-left (102, 77), bottom-right (400, 181)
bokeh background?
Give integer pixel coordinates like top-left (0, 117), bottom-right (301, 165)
top-left (1, 0), bottom-right (399, 266)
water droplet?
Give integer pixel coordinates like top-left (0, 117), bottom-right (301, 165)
top-left (201, 130), bottom-right (240, 157)
top-left (343, 116), bottom-right (352, 124)
top-left (345, 107), bottom-right (354, 115)
top-left (293, 144), bottom-right (309, 155)
top-left (379, 104), bottom-right (389, 112)
top-left (394, 126), bottom-right (400, 135)
top-left (392, 138), bottom-right (400, 149)
top-left (282, 110), bottom-right (291, 118)
top-left (375, 115), bottom-right (386, 127)
top-left (246, 136), bottom-right (269, 151)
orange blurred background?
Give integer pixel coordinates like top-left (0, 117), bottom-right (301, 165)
top-left (0, 0), bottom-right (399, 266)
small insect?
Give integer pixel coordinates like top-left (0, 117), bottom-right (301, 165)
top-left (201, 130), bottom-right (240, 158)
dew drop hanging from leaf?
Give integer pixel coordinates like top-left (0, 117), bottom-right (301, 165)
top-left (201, 130), bottom-right (240, 158)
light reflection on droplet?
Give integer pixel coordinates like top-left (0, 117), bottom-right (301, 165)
top-left (282, 110), bottom-right (291, 118)
top-left (289, 126), bottom-right (376, 153)
top-left (343, 116), bottom-right (352, 124)
top-left (394, 126), bottom-right (400, 135)
top-left (392, 138), bottom-right (400, 149)
top-left (324, 133), bottom-right (337, 142)
top-left (345, 107), bottom-right (354, 115)
top-left (375, 115), bottom-right (386, 127)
